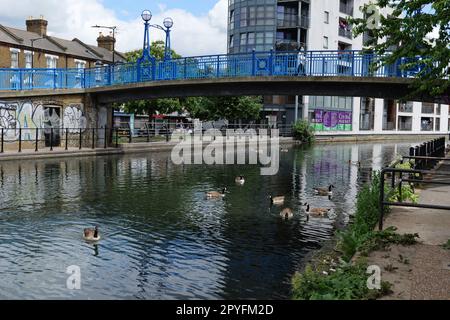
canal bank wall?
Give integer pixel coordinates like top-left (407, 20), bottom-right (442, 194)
top-left (316, 133), bottom-right (449, 143)
top-left (0, 137), bottom-right (298, 162)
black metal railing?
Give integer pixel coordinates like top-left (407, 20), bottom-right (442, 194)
top-left (0, 123), bottom-right (295, 154)
top-left (378, 137), bottom-right (450, 230)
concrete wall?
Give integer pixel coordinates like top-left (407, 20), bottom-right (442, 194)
top-left (0, 93), bottom-right (113, 151)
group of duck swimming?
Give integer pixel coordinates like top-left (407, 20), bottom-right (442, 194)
top-left (84, 159), bottom-right (361, 241)
top-left (205, 175), bottom-right (337, 221)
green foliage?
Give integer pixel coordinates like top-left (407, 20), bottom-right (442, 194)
top-left (292, 262), bottom-right (392, 300)
top-left (293, 120), bottom-right (315, 144)
top-left (195, 96), bottom-right (262, 121)
top-left (443, 239), bottom-right (450, 250)
top-left (358, 227), bottom-right (419, 257)
top-left (125, 40), bottom-right (182, 62)
top-left (350, 0), bottom-right (450, 98)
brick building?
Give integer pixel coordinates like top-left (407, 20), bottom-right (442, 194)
top-left (0, 16), bottom-right (125, 70)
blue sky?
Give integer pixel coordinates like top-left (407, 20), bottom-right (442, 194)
top-left (102, 0), bottom-right (221, 19)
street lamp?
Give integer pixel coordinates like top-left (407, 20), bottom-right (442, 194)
top-left (151, 17), bottom-right (174, 60)
top-left (91, 25), bottom-right (117, 66)
top-left (30, 37), bottom-right (45, 69)
top-left (139, 10), bottom-right (174, 61)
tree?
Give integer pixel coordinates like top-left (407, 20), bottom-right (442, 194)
top-left (183, 96), bottom-right (263, 121)
top-left (350, 1), bottom-right (450, 99)
top-left (122, 41), bottom-right (182, 118)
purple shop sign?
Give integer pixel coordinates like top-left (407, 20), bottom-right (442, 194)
top-left (339, 112), bottom-right (352, 125)
top-left (323, 111), bottom-right (339, 128)
top-left (314, 110), bottom-right (323, 123)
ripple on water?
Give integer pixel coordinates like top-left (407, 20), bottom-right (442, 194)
top-left (0, 142), bottom-right (416, 299)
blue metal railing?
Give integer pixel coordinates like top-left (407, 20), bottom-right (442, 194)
top-left (0, 50), bottom-right (430, 92)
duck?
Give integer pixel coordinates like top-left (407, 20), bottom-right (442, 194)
top-left (206, 188), bottom-right (227, 199)
top-left (269, 196), bottom-right (285, 205)
top-left (235, 176), bottom-right (245, 186)
top-left (83, 226), bottom-right (101, 242)
top-left (348, 160), bottom-right (361, 167)
top-left (303, 203), bottom-right (331, 217)
top-left (314, 185), bottom-right (335, 196)
top-left (280, 208), bottom-right (294, 220)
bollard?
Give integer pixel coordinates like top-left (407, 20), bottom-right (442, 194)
top-left (65, 128), bottom-right (69, 151)
top-left (79, 128), bottom-right (82, 150)
top-left (35, 128), bottom-right (39, 152)
top-left (18, 128), bottom-right (22, 153)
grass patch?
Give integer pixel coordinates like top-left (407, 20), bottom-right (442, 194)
top-left (292, 169), bottom-right (420, 300)
top-left (292, 261), bottom-right (392, 300)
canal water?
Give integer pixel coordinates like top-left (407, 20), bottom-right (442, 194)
top-left (0, 141), bottom-right (417, 299)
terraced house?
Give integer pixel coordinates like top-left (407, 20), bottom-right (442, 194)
top-left (0, 16), bottom-right (125, 69)
top-left (0, 16), bottom-right (126, 150)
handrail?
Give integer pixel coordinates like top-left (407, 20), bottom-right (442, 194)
top-left (378, 137), bottom-right (450, 230)
top-left (0, 50), bottom-right (433, 92)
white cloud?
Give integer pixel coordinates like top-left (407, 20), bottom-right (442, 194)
top-left (0, 0), bottom-right (228, 56)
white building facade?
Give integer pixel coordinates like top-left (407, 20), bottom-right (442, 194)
top-left (227, 0), bottom-right (450, 136)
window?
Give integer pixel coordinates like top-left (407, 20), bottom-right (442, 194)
top-left (421, 117), bottom-right (434, 131)
top-left (75, 60), bottom-right (86, 70)
top-left (256, 33), bottom-right (264, 45)
top-left (421, 103), bottom-right (434, 114)
top-left (323, 36), bottom-right (329, 49)
top-left (247, 32), bottom-right (255, 45)
top-left (10, 50), bottom-right (19, 68)
top-left (46, 55), bottom-right (58, 69)
top-left (436, 118), bottom-right (441, 131)
top-left (265, 32), bottom-right (273, 45)
top-left (324, 11), bottom-right (329, 24)
top-left (399, 101), bottom-right (413, 113)
top-left (398, 116), bottom-right (412, 131)
top-left (229, 35), bottom-right (234, 48)
top-left (230, 10), bottom-right (235, 29)
top-left (240, 33), bottom-right (247, 46)
top-left (25, 52), bottom-right (32, 69)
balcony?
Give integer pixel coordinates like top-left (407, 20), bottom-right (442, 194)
top-left (277, 14), bottom-right (309, 29)
top-left (339, 27), bottom-right (352, 39)
top-left (340, 0), bottom-right (354, 16)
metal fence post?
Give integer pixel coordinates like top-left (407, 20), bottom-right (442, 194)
top-left (65, 128), bottom-right (69, 150)
top-left (35, 128), bottom-right (39, 152)
top-left (92, 128), bottom-right (95, 149)
top-left (79, 128), bottom-right (82, 150)
top-left (104, 127), bottom-right (108, 149)
top-left (50, 128), bottom-right (54, 151)
top-left (379, 169), bottom-right (386, 231)
top-left (115, 128), bottom-right (119, 148)
top-left (1, 128), bottom-right (4, 153)
top-left (252, 49), bottom-right (256, 76)
top-left (18, 128), bottom-right (22, 153)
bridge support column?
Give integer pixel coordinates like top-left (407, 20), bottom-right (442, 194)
top-left (302, 96), bottom-right (309, 122)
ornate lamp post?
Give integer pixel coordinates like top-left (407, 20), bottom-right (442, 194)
top-left (140, 10), bottom-right (153, 62)
top-left (151, 17), bottom-right (174, 60)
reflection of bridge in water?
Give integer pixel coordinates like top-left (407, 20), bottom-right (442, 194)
top-left (1, 50), bottom-right (448, 103)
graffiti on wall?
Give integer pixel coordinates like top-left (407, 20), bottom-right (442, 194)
top-left (0, 101), bottom-right (87, 141)
top-left (63, 105), bottom-right (87, 133)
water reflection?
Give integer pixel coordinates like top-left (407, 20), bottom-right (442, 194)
top-left (0, 141), bottom-right (418, 299)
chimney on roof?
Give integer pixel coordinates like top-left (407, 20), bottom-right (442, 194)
top-left (26, 16), bottom-right (48, 36)
top-left (97, 32), bottom-right (116, 51)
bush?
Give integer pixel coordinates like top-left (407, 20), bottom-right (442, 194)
top-left (292, 262), bottom-right (392, 300)
top-left (293, 120), bottom-right (315, 144)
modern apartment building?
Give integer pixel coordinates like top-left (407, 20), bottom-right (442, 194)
top-left (227, 0), bottom-right (450, 136)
